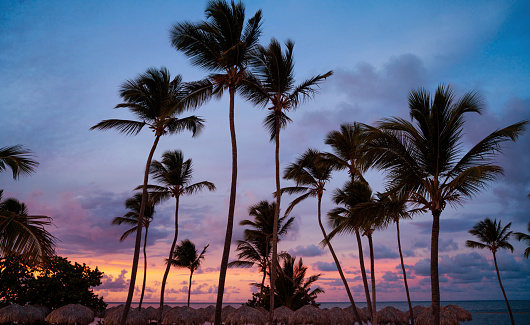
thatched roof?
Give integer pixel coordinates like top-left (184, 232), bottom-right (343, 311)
top-left (197, 305), bottom-right (215, 323)
top-left (143, 306), bottom-right (157, 320)
top-left (343, 305), bottom-right (368, 324)
top-left (290, 305), bottom-right (328, 325)
top-left (444, 304), bottom-right (472, 322)
top-left (414, 306), bottom-right (459, 325)
top-left (45, 304), bottom-right (94, 325)
top-left (163, 307), bottom-right (201, 325)
top-left (405, 305), bottom-right (427, 322)
top-left (273, 306), bottom-right (294, 325)
top-left (377, 306), bottom-right (407, 325)
top-left (325, 307), bottom-right (353, 325)
top-left (225, 306), bottom-right (266, 325)
top-left (104, 305), bottom-right (148, 325)
top-left (209, 305), bottom-right (236, 323)
top-left (0, 304), bottom-right (45, 324)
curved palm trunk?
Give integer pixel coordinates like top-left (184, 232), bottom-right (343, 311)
top-left (121, 135), bottom-right (160, 325)
top-left (356, 229), bottom-right (372, 316)
top-left (215, 86), bottom-right (238, 325)
top-left (493, 252), bottom-right (515, 325)
top-left (259, 261), bottom-right (267, 302)
top-left (367, 232), bottom-right (377, 325)
top-left (317, 195), bottom-right (362, 323)
top-left (269, 112), bottom-right (281, 323)
top-left (431, 210), bottom-right (441, 325)
top-left (396, 220), bottom-right (414, 325)
top-left (159, 196), bottom-right (180, 322)
top-left (139, 225), bottom-right (149, 308)
top-left (188, 269), bottom-right (194, 308)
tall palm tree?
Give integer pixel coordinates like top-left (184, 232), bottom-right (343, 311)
top-left (169, 239), bottom-right (209, 308)
top-left (169, 3), bottom-right (262, 322)
top-left (466, 218), bottom-right (515, 325)
top-left (364, 84), bottom-right (527, 324)
top-left (281, 149), bottom-right (363, 323)
top-left (90, 67), bottom-right (204, 323)
top-left (0, 145), bottom-right (39, 180)
top-left (140, 150), bottom-right (215, 318)
top-left (322, 123), bottom-right (373, 314)
top-left (228, 200), bottom-right (294, 303)
top-left (240, 39), bottom-right (332, 320)
top-left (0, 190), bottom-right (56, 265)
top-left (327, 180), bottom-right (387, 325)
top-left (111, 193), bottom-right (155, 308)
top-left (513, 221), bottom-right (530, 259)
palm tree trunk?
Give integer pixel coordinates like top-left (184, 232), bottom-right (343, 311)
top-left (139, 225), bottom-right (149, 308)
top-left (396, 220), bottom-right (413, 325)
top-left (121, 135), bottom-right (160, 325)
top-left (269, 111), bottom-right (281, 324)
top-left (159, 196), bottom-right (180, 322)
top-left (493, 252), bottom-right (515, 325)
top-left (367, 232), bottom-right (377, 325)
top-left (356, 229), bottom-right (372, 317)
top-left (317, 195), bottom-right (362, 323)
top-left (431, 210), bottom-right (441, 325)
top-left (260, 262), bottom-right (267, 303)
top-left (188, 270), bottom-right (194, 308)
top-left (215, 86), bottom-right (238, 325)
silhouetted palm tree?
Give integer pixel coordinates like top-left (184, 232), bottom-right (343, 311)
top-left (241, 39), bottom-right (332, 319)
top-left (0, 190), bottom-right (56, 265)
top-left (0, 145), bottom-right (39, 179)
top-left (140, 150), bottom-right (215, 315)
top-left (111, 193), bottom-right (155, 308)
top-left (513, 221), bottom-right (530, 259)
top-left (228, 200), bottom-right (294, 303)
top-left (90, 67), bottom-right (204, 323)
top-left (169, 239), bottom-right (209, 307)
top-left (169, 3), bottom-right (262, 322)
top-left (364, 84), bottom-right (527, 324)
top-left (466, 218), bottom-right (515, 325)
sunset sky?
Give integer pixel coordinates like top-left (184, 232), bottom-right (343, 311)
top-left (1, 0), bottom-right (529, 304)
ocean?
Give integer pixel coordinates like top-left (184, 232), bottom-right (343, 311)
top-left (107, 300), bottom-right (530, 324)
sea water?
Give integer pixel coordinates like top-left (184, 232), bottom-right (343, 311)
top-left (107, 300), bottom-right (530, 324)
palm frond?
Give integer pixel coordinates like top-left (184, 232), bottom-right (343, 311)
top-left (90, 119), bottom-right (145, 136)
top-left (0, 145), bottom-right (39, 179)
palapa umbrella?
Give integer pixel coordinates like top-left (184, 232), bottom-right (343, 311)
top-left (143, 306), bottom-right (157, 321)
top-left (45, 304), bottom-right (94, 325)
top-left (325, 307), bottom-right (353, 325)
top-left (29, 304), bottom-right (50, 317)
top-left (343, 305), bottom-right (368, 324)
top-left (210, 305), bottom-right (236, 323)
top-left (405, 305), bottom-right (426, 322)
top-left (0, 304), bottom-right (45, 324)
top-left (197, 305), bottom-right (215, 323)
top-left (104, 305), bottom-right (147, 325)
top-left (377, 306), bottom-right (407, 325)
top-left (273, 306), bottom-right (294, 325)
top-left (290, 305), bottom-right (328, 325)
top-left (225, 306), bottom-right (266, 325)
top-left (163, 307), bottom-right (201, 325)
top-left (444, 305), bottom-right (472, 322)
top-left (414, 306), bottom-right (458, 325)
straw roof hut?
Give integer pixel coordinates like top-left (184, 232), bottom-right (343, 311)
top-left (209, 305), bottom-right (236, 323)
top-left (45, 304), bottom-right (94, 325)
top-left (100, 305), bottom-right (124, 319)
top-left (143, 307), bottom-right (157, 321)
top-left (414, 306), bottom-right (459, 325)
top-left (162, 307), bottom-right (201, 325)
top-left (444, 305), bottom-right (472, 322)
top-left (325, 307), bottom-right (353, 325)
top-left (28, 304), bottom-right (49, 317)
top-left (290, 305), bottom-right (328, 325)
top-left (273, 306), bottom-right (294, 325)
top-left (343, 305), bottom-right (368, 324)
top-left (104, 305), bottom-right (148, 325)
top-left (0, 304), bottom-right (45, 324)
top-left (197, 305), bottom-right (215, 323)
top-left (225, 306), bottom-right (266, 325)
top-left (377, 306), bottom-right (407, 325)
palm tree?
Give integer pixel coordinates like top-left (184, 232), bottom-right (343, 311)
top-left (466, 218), bottom-right (515, 325)
top-left (111, 193), bottom-right (155, 308)
top-left (240, 39), bottom-right (332, 319)
top-left (0, 190), bottom-right (56, 265)
top-left (0, 145), bottom-right (39, 180)
top-left (364, 84), bottom-right (527, 324)
top-left (513, 221), bottom-right (530, 258)
top-left (327, 181), bottom-right (386, 325)
top-left (322, 122), bottom-right (373, 315)
top-left (169, 3), bottom-right (262, 322)
top-left (140, 150), bottom-right (215, 317)
top-left (90, 67), bottom-right (204, 323)
top-left (228, 200), bottom-right (294, 303)
top-left (169, 239), bottom-right (209, 307)
top-left (281, 149), bottom-right (363, 323)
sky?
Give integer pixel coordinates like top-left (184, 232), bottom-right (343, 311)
top-left (1, 0), bottom-right (529, 305)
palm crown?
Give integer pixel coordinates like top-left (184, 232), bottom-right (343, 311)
top-left (466, 218), bottom-right (514, 254)
top-left (112, 193), bottom-right (155, 242)
top-left (0, 145), bottom-right (39, 180)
